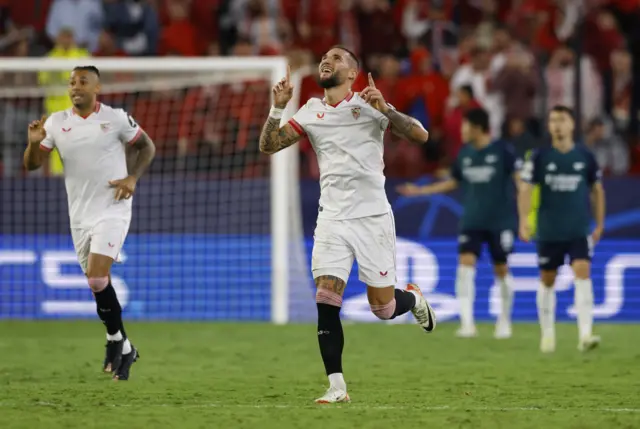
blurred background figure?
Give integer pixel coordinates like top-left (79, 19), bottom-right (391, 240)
top-left (46, 0), bottom-right (103, 52)
top-left (103, 0), bottom-right (159, 56)
top-left (585, 118), bottom-right (629, 176)
top-left (38, 27), bottom-right (90, 176)
top-left (0, 0), bottom-right (636, 178)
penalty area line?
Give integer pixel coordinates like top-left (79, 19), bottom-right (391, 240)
top-left (3, 402), bottom-right (640, 413)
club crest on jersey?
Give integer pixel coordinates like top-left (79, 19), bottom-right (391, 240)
top-left (100, 123), bottom-right (111, 133)
top-left (351, 107), bottom-right (361, 120)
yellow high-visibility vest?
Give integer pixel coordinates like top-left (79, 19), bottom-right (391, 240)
top-left (38, 46), bottom-right (90, 175)
top-left (525, 150), bottom-right (540, 237)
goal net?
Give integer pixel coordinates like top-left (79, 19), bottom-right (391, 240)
top-left (0, 57), bottom-right (315, 323)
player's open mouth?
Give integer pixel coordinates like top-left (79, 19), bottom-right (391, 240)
top-left (320, 66), bottom-right (332, 76)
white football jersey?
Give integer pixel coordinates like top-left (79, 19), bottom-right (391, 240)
top-left (40, 102), bottom-right (142, 229)
top-left (289, 92), bottom-right (391, 219)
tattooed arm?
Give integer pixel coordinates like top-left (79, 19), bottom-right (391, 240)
top-left (128, 131), bottom-right (156, 179)
top-left (259, 119), bottom-right (303, 155)
top-left (384, 109), bottom-right (430, 144)
top-left (360, 72), bottom-right (429, 145)
top-left (260, 65), bottom-right (303, 155)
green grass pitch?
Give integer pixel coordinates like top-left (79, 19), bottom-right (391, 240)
top-left (1, 321), bottom-right (639, 429)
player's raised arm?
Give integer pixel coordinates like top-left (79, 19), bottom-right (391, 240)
top-left (23, 115), bottom-right (51, 171)
top-left (259, 65), bottom-right (303, 155)
top-left (360, 73), bottom-right (429, 145)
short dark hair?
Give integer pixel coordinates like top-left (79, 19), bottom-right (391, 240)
top-left (464, 107), bottom-right (490, 133)
top-left (330, 45), bottom-right (360, 70)
top-left (459, 84), bottom-right (474, 98)
top-left (549, 105), bottom-right (574, 119)
top-left (72, 65), bottom-right (100, 78)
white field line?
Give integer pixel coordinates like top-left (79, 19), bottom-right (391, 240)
top-left (0, 402), bottom-right (638, 413)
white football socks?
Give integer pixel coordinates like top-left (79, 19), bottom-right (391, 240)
top-left (328, 373), bottom-right (346, 390)
top-left (122, 339), bottom-right (132, 355)
top-left (536, 283), bottom-right (556, 338)
top-left (456, 265), bottom-right (476, 329)
top-left (574, 278), bottom-right (594, 340)
top-left (497, 274), bottom-right (514, 322)
top-left (106, 330), bottom-right (132, 355)
top-left (106, 331), bottom-right (123, 342)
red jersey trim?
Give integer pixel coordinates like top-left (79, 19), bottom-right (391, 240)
top-left (288, 119), bottom-right (306, 136)
top-left (128, 128), bottom-right (143, 145)
top-left (73, 102), bottom-right (101, 119)
top-left (39, 144), bottom-right (52, 152)
top-left (323, 92), bottom-right (354, 108)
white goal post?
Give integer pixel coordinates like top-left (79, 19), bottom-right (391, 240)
top-left (0, 57), bottom-right (311, 324)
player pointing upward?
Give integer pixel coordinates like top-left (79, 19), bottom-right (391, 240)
top-left (260, 46), bottom-right (436, 403)
top-left (519, 105), bottom-right (605, 353)
top-left (23, 66), bottom-right (156, 380)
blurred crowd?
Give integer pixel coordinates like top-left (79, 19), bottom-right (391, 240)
top-left (1, 0), bottom-right (639, 178)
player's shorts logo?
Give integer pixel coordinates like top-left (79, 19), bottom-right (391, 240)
top-left (351, 107), bottom-right (361, 120)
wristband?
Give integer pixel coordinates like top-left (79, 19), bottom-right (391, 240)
top-left (269, 106), bottom-right (284, 119)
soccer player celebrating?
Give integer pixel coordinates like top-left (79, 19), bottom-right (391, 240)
top-left (259, 46), bottom-right (436, 403)
top-left (23, 66), bottom-right (156, 379)
top-left (518, 105), bottom-right (605, 353)
top-left (398, 108), bottom-right (518, 339)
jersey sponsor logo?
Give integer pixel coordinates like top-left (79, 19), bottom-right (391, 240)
top-left (462, 165), bottom-right (496, 183)
top-left (62, 128), bottom-right (71, 133)
top-left (316, 113), bottom-right (325, 119)
top-left (351, 107), bottom-right (361, 120)
top-left (544, 174), bottom-right (582, 191)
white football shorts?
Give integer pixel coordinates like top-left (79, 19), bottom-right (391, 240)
top-left (312, 211), bottom-right (397, 287)
top-left (71, 218), bottom-right (130, 273)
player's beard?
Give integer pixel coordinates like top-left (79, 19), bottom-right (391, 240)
top-left (71, 93), bottom-right (91, 110)
top-left (318, 72), bottom-right (342, 89)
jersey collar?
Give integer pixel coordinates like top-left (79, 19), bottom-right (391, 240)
top-left (322, 91), bottom-right (353, 108)
top-left (72, 102), bottom-right (101, 119)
